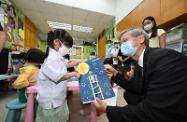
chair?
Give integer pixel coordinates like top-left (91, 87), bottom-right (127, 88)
top-left (3, 79), bottom-right (15, 92)
top-left (5, 98), bottom-right (27, 122)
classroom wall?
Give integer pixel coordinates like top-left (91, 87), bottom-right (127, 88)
top-left (1, 1), bottom-right (25, 51)
top-left (83, 46), bottom-right (96, 59)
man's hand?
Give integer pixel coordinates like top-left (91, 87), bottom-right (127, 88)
top-left (94, 98), bottom-right (107, 113)
top-left (104, 64), bottom-right (118, 76)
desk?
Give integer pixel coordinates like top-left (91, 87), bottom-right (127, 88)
top-left (25, 81), bottom-right (97, 122)
top-left (0, 74), bottom-right (18, 80)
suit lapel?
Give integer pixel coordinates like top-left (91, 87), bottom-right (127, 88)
top-left (142, 47), bottom-right (152, 80)
top-left (141, 47), bottom-right (152, 96)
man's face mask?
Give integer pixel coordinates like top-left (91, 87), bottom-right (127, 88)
top-left (120, 40), bottom-right (138, 56)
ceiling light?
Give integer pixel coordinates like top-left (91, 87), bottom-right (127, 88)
top-left (47, 21), bottom-right (71, 30)
top-left (73, 25), bottom-right (93, 33)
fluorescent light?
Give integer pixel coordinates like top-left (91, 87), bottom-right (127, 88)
top-left (73, 25), bottom-right (93, 33)
top-left (47, 21), bottom-right (71, 30)
top-left (47, 21), bottom-right (93, 33)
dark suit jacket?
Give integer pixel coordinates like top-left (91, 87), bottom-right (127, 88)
top-left (111, 64), bottom-right (143, 105)
top-left (107, 47), bottom-right (187, 122)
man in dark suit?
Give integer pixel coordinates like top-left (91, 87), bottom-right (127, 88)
top-left (94, 27), bottom-right (187, 122)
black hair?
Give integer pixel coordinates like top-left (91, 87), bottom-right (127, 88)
top-left (45, 29), bottom-right (73, 58)
top-left (142, 16), bottom-right (157, 39)
top-left (104, 58), bottom-right (113, 65)
top-left (11, 54), bottom-right (18, 59)
top-left (24, 48), bottom-right (45, 63)
top-left (64, 54), bottom-right (70, 60)
top-left (17, 52), bottom-right (26, 59)
top-left (107, 40), bottom-right (112, 43)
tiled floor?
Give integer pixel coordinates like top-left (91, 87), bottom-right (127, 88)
top-left (0, 87), bottom-right (126, 122)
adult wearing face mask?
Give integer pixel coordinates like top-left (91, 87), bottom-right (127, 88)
top-left (143, 16), bottom-right (166, 48)
top-left (94, 27), bottom-right (187, 122)
top-left (110, 40), bottom-right (120, 70)
top-left (36, 29), bottom-right (81, 122)
top-left (106, 40), bottom-right (114, 59)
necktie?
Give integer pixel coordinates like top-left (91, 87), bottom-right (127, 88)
top-left (138, 65), bottom-right (143, 91)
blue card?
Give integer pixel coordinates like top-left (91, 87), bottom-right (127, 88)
top-left (78, 57), bottom-right (115, 104)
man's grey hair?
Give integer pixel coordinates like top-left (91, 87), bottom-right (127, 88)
top-left (119, 27), bottom-right (149, 47)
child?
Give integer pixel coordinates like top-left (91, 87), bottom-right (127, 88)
top-left (12, 48), bottom-right (45, 102)
top-left (36, 29), bottom-right (81, 122)
top-left (17, 52), bottom-right (26, 69)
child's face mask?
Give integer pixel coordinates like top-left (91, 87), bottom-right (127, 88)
top-left (12, 59), bottom-right (19, 64)
top-left (57, 40), bottom-right (69, 56)
top-left (58, 45), bottom-right (69, 56)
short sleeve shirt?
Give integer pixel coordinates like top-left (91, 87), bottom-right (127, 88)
top-left (149, 29), bottom-right (165, 48)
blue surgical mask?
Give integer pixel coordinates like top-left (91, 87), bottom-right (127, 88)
top-left (12, 59), bottom-right (19, 64)
top-left (120, 40), bottom-right (138, 56)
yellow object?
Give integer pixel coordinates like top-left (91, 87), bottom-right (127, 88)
top-left (12, 63), bottom-right (39, 89)
top-left (77, 62), bottom-right (90, 75)
top-left (148, 29), bottom-right (165, 48)
top-left (19, 29), bottom-right (25, 39)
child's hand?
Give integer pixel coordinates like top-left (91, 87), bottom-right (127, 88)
top-left (74, 72), bottom-right (81, 78)
top-left (77, 60), bottom-right (85, 64)
top-left (29, 82), bottom-right (37, 87)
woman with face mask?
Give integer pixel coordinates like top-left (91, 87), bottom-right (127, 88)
top-left (36, 29), bottom-right (81, 122)
top-left (142, 16), bottom-right (166, 48)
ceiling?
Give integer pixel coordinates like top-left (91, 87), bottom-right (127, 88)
top-left (13, 0), bottom-right (115, 43)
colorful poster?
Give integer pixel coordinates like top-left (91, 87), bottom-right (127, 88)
top-left (78, 57), bottom-right (115, 104)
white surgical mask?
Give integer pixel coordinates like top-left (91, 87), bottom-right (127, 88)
top-left (58, 46), bottom-right (69, 56)
top-left (114, 44), bottom-right (119, 48)
top-left (108, 43), bottom-right (111, 47)
top-left (120, 40), bottom-right (138, 56)
top-left (144, 23), bottom-right (153, 31)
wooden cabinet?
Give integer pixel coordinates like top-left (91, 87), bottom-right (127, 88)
top-left (131, 3), bottom-right (143, 28)
top-left (117, 0), bottom-right (187, 32)
top-left (24, 17), bottom-right (37, 49)
top-left (98, 30), bottom-right (106, 62)
top-left (142, 0), bottom-right (161, 25)
top-left (117, 13), bottom-right (132, 32)
top-left (161, 0), bottom-right (187, 24)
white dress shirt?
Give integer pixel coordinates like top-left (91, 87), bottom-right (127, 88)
top-left (138, 48), bottom-right (146, 68)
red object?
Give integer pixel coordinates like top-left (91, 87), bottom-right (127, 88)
top-left (12, 43), bottom-right (23, 51)
top-left (110, 81), bottom-right (114, 87)
top-left (97, 109), bottom-right (101, 117)
top-left (12, 43), bottom-right (22, 47)
top-left (3, 79), bottom-right (15, 92)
